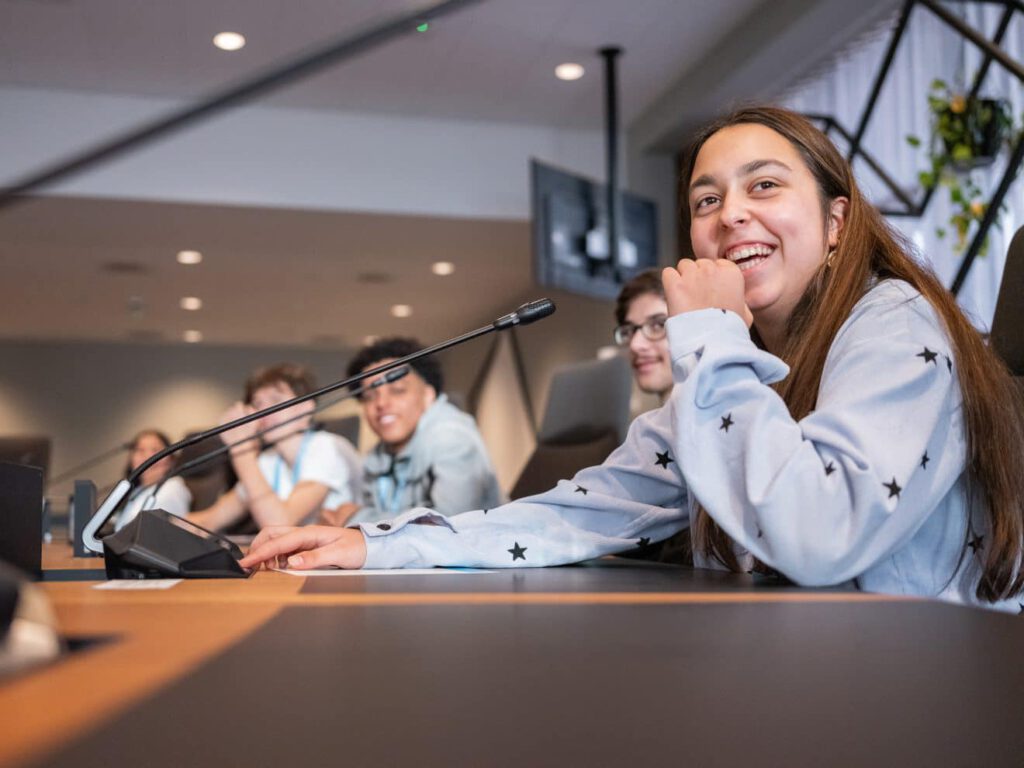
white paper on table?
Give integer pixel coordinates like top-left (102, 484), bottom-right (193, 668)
top-left (93, 579), bottom-right (183, 590)
top-left (276, 568), bottom-right (494, 576)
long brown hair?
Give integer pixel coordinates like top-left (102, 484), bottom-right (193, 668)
top-left (682, 106), bottom-right (1024, 602)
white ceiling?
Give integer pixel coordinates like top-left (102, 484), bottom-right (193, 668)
top-left (0, 0), bottom-right (896, 348)
top-left (0, 0), bottom-right (768, 128)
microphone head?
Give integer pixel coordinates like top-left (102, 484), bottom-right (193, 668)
top-left (515, 298), bottom-right (556, 326)
top-left (493, 298), bottom-right (556, 330)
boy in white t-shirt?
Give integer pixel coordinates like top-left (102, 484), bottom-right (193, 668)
top-left (188, 363), bottom-right (359, 532)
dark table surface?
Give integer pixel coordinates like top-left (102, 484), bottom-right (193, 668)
top-left (29, 562), bottom-right (1024, 768)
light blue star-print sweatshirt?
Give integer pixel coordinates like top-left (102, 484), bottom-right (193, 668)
top-left (355, 280), bottom-right (1020, 613)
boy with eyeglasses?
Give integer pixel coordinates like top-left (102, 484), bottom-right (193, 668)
top-left (614, 270), bottom-right (692, 562)
top-left (613, 269), bottom-right (673, 399)
top-left (322, 337), bottom-right (504, 527)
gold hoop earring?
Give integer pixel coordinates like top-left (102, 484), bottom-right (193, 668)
top-left (825, 245), bottom-right (838, 268)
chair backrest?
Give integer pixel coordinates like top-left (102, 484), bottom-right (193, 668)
top-left (535, 355), bottom-right (632, 445)
top-left (509, 432), bottom-right (620, 500)
top-left (510, 355), bottom-right (632, 500)
top-left (990, 225), bottom-right (1024, 376)
top-left (317, 415), bottom-right (361, 447)
top-left (177, 431), bottom-right (235, 511)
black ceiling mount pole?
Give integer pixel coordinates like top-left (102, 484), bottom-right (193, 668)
top-left (600, 46), bottom-right (623, 277)
top-left (0, 0), bottom-right (485, 212)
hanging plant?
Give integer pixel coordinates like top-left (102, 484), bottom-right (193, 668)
top-left (906, 78), bottom-right (1014, 255)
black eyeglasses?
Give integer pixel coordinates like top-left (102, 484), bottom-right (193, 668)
top-left (613, 314), bottom-right (667, 346)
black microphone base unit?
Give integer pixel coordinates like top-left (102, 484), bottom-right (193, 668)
top-left (102, 509), bottom-right (249, 580)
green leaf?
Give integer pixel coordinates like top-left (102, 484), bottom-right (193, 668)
top-left (906, 135), bottom-right (921, 147)
top-left (951, 143), bottom-right (973, 162)
top-left (918, 171), bottom-right (935, 188)
top-left (936, 227), bottom-right (947, 239)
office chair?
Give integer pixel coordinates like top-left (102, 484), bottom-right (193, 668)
top-left (990, 225), bottom-right (1024, 377)
top-left (317, 414), bottom-right (361, 447)
top-left (176, 431), bottom-right (236, 511)
top-left (510, 354), bottom-right (632, 500)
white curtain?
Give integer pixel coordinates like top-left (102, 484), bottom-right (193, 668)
top-left (784, 2), bottom-right (1024, 331)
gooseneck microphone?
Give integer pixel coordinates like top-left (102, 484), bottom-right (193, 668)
top-left (82, 299), bottom-right (556, 565)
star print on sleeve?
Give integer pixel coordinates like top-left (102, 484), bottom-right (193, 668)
top-left (968, 534), bottom-right (984, 555)
top-left (883, 478), bottom-right (902, 499)
top-left (655, 451), bottom-right (674, 469)
top-left (508, 542), bottom-right (527, 561)
top-left (917, 347), bottom-right (938, 365)
top-left (574, 484), bottom-right (588, 495)
top-left (944, 354), bottom-right (953, 373)
top-left (719, 413), bottom-right (734, 432)
top-left (824, 461), bottom-right (836, 476)
top-left (637, 537), bottom-right (651, 548)
top-left (920, 452), bottom-right (930, 470)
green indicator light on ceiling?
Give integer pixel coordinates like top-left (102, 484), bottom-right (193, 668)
top-left (416, 22), bottom-right (429, 32)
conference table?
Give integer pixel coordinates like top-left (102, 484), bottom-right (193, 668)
top-left (1, 541), bottom-right (1022, 767)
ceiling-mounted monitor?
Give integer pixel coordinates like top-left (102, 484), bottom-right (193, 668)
top-left (531, 160), bottom-right (658, 301)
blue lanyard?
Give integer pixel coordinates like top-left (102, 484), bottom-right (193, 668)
top-left (271, 429), bottom-right (313, 496)
top-left (375, 456), bottom-right (409, 515)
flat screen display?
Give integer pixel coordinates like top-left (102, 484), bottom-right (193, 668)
top-left (531, 160), bottom-right (658, 301)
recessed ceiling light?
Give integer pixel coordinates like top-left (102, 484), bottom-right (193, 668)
top-left (183, 330), bottom-right (203, 343)
top-left (555, 63), bottom-right (585, 81)
top-left (363, 335), bottom-right (379, 346)
top-left (431, 261), bottom-right (455, 276)
top-left (390, 304), bottom-right (413, 318)
top-left (213, 32), bottom-right (246, 51)
top-left (102, 260), bottom-right (147, 274)
top-left (180, 296), bottom-right (203, 311)
top-left (356, 271), bottom-right (392, 284)
top-left (177, 250), bottom-right (202, 265)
